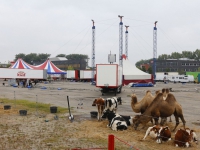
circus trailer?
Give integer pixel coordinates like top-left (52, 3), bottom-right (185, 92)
top-left (0, 68), bottom-right (47, 79)
top-left (79, 70), bottom-right (95, 82)
top-left (66, 70), bottom-right (79, 81)
top-left (96, 64), bottom-right (122, 96)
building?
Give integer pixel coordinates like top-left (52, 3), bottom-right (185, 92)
top-left (150, 58), bottom-right (200, 73)
top-left (49, 57), bottom-right (87, 70)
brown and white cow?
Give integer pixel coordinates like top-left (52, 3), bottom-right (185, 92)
top-left (92, 98), bottom-right (105, 121)
top-left (174, 128), bottom-right (198, 147)
top-left (142, 125), bottom-right (171, 143)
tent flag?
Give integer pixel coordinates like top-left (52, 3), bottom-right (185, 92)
top-left (34, 59), bottom-right (66, 74)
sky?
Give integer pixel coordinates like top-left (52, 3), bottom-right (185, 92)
top-left (0, 0), bottom-right (200, 66)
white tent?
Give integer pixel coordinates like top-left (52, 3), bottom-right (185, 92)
top-left (122, 55), bottom-right (152, 85)
top-left (123, 58), bottom-right (151, 80)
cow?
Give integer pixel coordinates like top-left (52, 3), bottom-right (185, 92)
top-left (104, 97), bottom-right (118, 113)
top-left (101, 110), bottom-right (128, 131)
top-left (142, 125), bottom-right (171, 144)
top-left (174, 128), bottom-right (198, 147)
top-left (117, 97), bottom-right (122, 105)
top-left (92, 98), bottom-right (105, 121)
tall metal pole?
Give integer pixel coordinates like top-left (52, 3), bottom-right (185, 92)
top-left (118, 15), bottom-right (124, 67)
top-left (91, 20), bottom-right (95, 82)
top-left (153, 21), bottom-right (158, 84)
top-left (125, 25), bottom-right (129, 59)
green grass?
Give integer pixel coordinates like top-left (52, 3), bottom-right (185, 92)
top-left (0, 98), bottom-right (69, 114)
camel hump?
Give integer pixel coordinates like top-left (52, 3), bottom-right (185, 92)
top-left (155, 90), bottom-right (161, 95)
top-left (146, 90), bottom-right (151, 95)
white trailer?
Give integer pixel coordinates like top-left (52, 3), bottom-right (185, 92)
top-left (96, 64), bottom-right (122, 96)
top-left (79, 70), bottom-right (95, 81)
top-left (0, 68), bottom-right (47, 79)
top-left (168, 75), bottom-right (194, 83)
top-left (66, 70), bottom-right (79, 80)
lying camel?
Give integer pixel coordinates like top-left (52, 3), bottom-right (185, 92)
top-left (132, 88), bottom-right (186, 132)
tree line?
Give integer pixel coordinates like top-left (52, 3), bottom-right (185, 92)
top-left (136, 49), bottom-right (200, 67)
top-left (14, 53), bottom-right (89, 64)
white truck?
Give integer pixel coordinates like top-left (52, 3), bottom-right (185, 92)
top-left (0, 68), bottom-right (47, 79)
top-left (96, 64), bottom-right (122, 96)
top-left (79, 70), bottom-right (95, 82)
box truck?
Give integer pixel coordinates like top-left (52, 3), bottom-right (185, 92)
top-left (96, 64), bottom-right (122, 96)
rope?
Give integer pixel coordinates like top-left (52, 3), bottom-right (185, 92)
top-left (114, 136), bottom-right (139, 150)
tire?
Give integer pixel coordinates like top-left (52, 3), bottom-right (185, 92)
top-left (117, 86), bottom-right (122, 93)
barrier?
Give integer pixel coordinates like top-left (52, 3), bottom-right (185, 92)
top-left (108, 134), bottom-right (139, 150)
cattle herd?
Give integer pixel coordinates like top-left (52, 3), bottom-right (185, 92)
top-left (92, 88), bottom-right (198, 148)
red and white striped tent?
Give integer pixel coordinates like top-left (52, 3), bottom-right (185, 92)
top-left (34, 59), bottom-right (66, 74)
top-left (10, 58), bottom-right (36, 69)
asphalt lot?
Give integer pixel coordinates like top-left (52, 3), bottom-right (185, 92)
top-left (0, 79), bottom-right (200, 129)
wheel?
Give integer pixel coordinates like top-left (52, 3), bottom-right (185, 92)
top-left (117, 86), bottom-right (122, 93)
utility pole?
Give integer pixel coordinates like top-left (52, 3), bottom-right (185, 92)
top-left (118, 15), bottom-right (124, 67)
top-left (125, 25), bottom-right (129, 59)
top-left (91, 19), bottom-right (95, 82)
top-left (153, 21), bottom-right (158, 84)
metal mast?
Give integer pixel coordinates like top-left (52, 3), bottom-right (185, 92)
top-left (118, 15), bottom-right (124, 67)
top-left (153, 21), bottom-right (158, 84)
top-left (125, 25), bottom-right (129, 59)
top-left (91, 20), bottom-right (95, 82)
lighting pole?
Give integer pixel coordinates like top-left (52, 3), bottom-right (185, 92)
top-left (153, 21), bottom-right (158, 84)
top-left (118, 15), bottom-right (124, 67)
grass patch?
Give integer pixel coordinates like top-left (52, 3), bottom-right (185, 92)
top-left (0, 98), bottom-right (69, 114)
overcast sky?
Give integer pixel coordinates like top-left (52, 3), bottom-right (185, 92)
top-left (0, 0), bottom-right (200, 65)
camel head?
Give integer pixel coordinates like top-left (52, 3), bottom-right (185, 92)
top-left (132, 114), bottom-right (153, 130)
top-left (131, 94), bottom-right (138, 104)
top-left (162, 88), bottom-right (170, 100)
top-left (132, 115), bottom-right (141, 130)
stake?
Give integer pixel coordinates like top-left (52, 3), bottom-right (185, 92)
top-left (67, 96), bottom-right (74, 122)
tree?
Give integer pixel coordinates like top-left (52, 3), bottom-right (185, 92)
top-left (66, 54), bottom-right (89, 60)
top-left (141, 66), bottom-right (146, 72)
top-left (14, 53), bottom-right (50, 64)
top-left (182, 51), bottom-right (193, 59)
top-left (158, 54), bottom-right (170, 60)
top-left (15, 53), bottom-right (26, 61)
top-left (67, 65), bottom-right (74, 70)
top-left (147, 67), bottom-right (152, 74)
top-left (194, 49), bottom-right (200, 60)
top-left (56, 54), bottom-right (66, 57)
top-left (171, 52), bottom-right (182, 59)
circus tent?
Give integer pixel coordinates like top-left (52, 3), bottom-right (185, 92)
top-left (34, 59), bottom-right (66, 74)
top-left (122, 55), bottom-right (153, 85)
top-left (10, 58), bottom-right (36, 69)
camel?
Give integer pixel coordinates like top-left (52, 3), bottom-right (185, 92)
top-left (131, 90), bottom-right (155, 114)
top-left (132, 88), bottom-right (186, 132)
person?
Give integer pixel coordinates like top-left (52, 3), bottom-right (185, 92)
top-left (23, 80), bottom-right (26, 88)
top-left (17, 79), bottom-right (19, 88)
top-left (163, 77), bottom-right (166, 84)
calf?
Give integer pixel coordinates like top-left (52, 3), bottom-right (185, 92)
top-left (92, 98), bottom-right (105, 121)
top-left (101, 110), bottom-right (127, 131)
top-left (143, 125), bottom-right (171, 144)
top-left (174, 128), bottom-right (198, 147)
top-left (117, 97), bottom-right (122, 105)
top-left (105, 97), bottom-right (118, 113)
